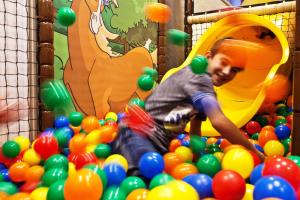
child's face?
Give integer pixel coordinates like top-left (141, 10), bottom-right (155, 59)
top-left (206, 52), bottom-right (244, 86)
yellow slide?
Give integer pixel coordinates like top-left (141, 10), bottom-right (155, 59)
top-left (161, 14), bottom-right (290, 136)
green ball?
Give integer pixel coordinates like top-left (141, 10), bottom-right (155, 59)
top-left (120, 176), bottom-right (146, 195)
top-left (196, 154), bottom-right (221, 177)
top-left (129, 98), bottom-right (145, 109)
top-left (167, 29), bottom-right (190, 46)
top-left (68, 112), bottom-right (83, 126)
top-left (0, 182), bottom-right (18, 195)
top-left (281, 138), bottom-right (291, 155)
top-left (0, 174), bottom-right (3, 182)
top-left (254, 115), bottom-right (268, 127)
top-left (57, 7), bottom-right (76, 27)
top-left (149, 173), bottom-right (174, 190)
top-left (189, 135), bottom-right (206, 154)
top-left (208, 147), bottom-right (222, 154)
top-left (2, 141), bottom-right (20, 158)
top-left (102, 186), bottom-right (126, 200)
top-left (44, 154), bottom-right (69, 172)
top-left (46, 180), bottom-right (65, 200)
top-left (277, 106), bottom-right (289, 116)
top-left (287, 155), bottom-right (300, 167)
top-left (137, 75), bottom-right (154, 91)
top-left (94, 144), bottom-right (111, 159)
top-left (251, 133), bottom-right (259, 140)
top-left (42, 168), bottom-right (68, 187)
top-left (143, 67), bottom-right (158, 81)
top-left (54, 129), bottom-right (71, 148)
top-left (99, 119), bottom-right (106, 126)
top-left (275, 118), bottom-right (287, 127)
top-left (190, 56), bottom-right (208, 74)
top-left (84, 164), bottom-right (108, 189)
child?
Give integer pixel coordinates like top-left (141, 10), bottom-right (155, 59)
top-left (112, 38), bottom-right (265, 177)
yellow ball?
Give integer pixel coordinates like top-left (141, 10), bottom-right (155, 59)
top-left (30, 187), bottom-right (48, 200)
top-left (104, 154), bottom-right (128, 171)
top-left (222, 148), bottom-right (254, 179)
top-left (86, 144), bottom-right (97, 153)
top-left (68, 162), bottom-right (77, 177)
top-left (22, 149), bottom-right (41, 166)
top-left (213, 152), bottom-right (224, 162)
top-left (105, 112), bottom-right (118, 122)
top-left (242, 184), bottom-right (254, 200)
top-left (14, 136), bottom-right (30, 152)
top-left (175, 146), bottom-right (193, 162)
top-left (84, 129), bottom-right (102, 146)
top-left (263, 140), bottom-right (284, 156)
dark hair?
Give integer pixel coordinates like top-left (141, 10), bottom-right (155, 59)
top-left (210, 37), bottom-right (232, 57)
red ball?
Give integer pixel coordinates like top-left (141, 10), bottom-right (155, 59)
top-left (240, 129), bottom-right (250, 139)
top-left (33, 136), bottom-right (59, 160)
top-left (248, 151), bottom-right (261, 166)
top-left (68, 152), bottom-right (98, 169)
top-left (246, 121), bottom-right (261, 135)
top-left (263, 157), bottom-right (300, 190)
top-left (297, 188), bottom-right (300, 200)
top-left (212, 170), bottom-right (246, 200)
top-left (19, 181), bottom-right (40, 193)
top-left (286, 115), bottom-right (293, 124)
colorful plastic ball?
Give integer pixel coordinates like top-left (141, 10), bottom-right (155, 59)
top-left (258, 129), bottom-right (278, 147)
top-left (190, 55), bottom-right (208, 74)
top-left (144, 3), bottom-right (171, 23)
top-left (30, 187), bottom-right (48, 200)
top-left (143, 67), bottom-right (158, 81)
top-left (287, 155), bottom-right (300, 167)
top-left (137, 75), bottom-right (154, 91)
top-left (265, 74), bottom-right (290, 103)
top-left (171, 163), bottom-right (198, 179)
top-left (101, 186), bottom-right (126, 200)
top-left (242, 183), bottom-right (254, 200)
top-left (190, 135), bottom-right (206, 154)
top-left (251, 133), bottom-right (259, 140)
top-left (139, 152), bottom-right (164, 179)
top-left (250, 163), bottom-right (264, 185)
top-left (24, 165), bottom-right (44, 182)
top-left (84, 164), bottom-right (107, 189)
top-left (120, 176), bottom-right (146, 195)
top-left (22, 148), bottom-right (41, 166)
top-left (263, 157), bottom-right (300, 190)
top-left (196, 154), bottom-right (221, 177)
top-left (274, 118), bottom-right (287, 127)
top-left (163, 152), bottom-right (183, 173)
top-left (81, 116), bottom-right (100, 133)
top-left (57, 7), bottom-right (76, 27)
top-left (68, 112), bottom-right (83, 127)
top-left (167, 29), bottom-right (190, 46)
top-left (169, 139), bottom-right (181, 152)
top-left (94, 144), bottom-right (111, 159)
top-left (9, 162), bottom-right (30, 182)
top-left (175, 146), bottom-right (193, 162)
top-left (54, 116), bottom-right (69, 128)
top-left (254, 115), bottom-right (269, 127)
top-left (14, 136), bottom-right (30, 152)
top-left (33, 136), bottom-right (59, 160)
top-left (222, 148), bottom-right (254, 179)
top-left (99, 125), bottom-right (117, 143)
top-left (149, 173), bottom-right (174, 190)
top-left (54, 127), bottom-right (73, 148)
top-left (212, 170), bottom-right (246, 200)
top-left (64, 168), bottom-right (103, 200)
top-left (183, 174), bottom-right (213, 198)
top-left (253, 176), bottom-right (296, 200)
top-left (68, 152), bottom-right (98, 169)
top-left (19, 181), bottom-right (39, 193)
top-left (44, 154), bottom-right (68, 172)
top-left (282, 138), bottom-right (291, 155)
top-left (263, 140), bottom-right (284, 156)
top-left (0, 182), bottom-right (18, 195)
top-left (2, 141), bottom-right (20, 158)
top-left (42, 168), bottom-right (68, 187)
top-left (116, 112), bottom-right (126, 122)
top-left (0, 169), bottom-right (10, 181)
top-left (103, 164), bottom-right (126, 186)
top-left (46, 180), bottom-right (65, 200)
top-left (246, 121), bottom-right (261, 135)
top-left (104, 154), bottom-right (128, 172)
top-left (105, 112), bottom-right (118, 122)
top-left (275, 124), bottom-right (290, 140)
top-left (6, 192), bottom-right (31, 200)
top-left (127, 188), bottom-right (149, 200)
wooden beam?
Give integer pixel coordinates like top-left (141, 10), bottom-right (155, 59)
top-left (185, 0), bottom-right (194, 58)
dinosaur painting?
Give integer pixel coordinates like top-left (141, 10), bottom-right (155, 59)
top-left (63, 0), bottom-right (154, 118)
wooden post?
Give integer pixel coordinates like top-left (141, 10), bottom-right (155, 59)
top-left (157, 0), bottom-right (167, 81)
top-left (38, 0), bottom-right (55, 132)
top-left (184, 0), bottom-right (193, 58)
top-left (292, 0), bottom-right (300, 155)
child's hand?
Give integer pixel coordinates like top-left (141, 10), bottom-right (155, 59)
top-left (255, 150), bottom-right (265, 163)
top-left (0, 99), bottom-right (28, 123)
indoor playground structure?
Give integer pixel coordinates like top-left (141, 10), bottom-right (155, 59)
top-left (0, 0), bottom-right (300, 199)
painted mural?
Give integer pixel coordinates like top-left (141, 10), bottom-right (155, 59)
top-left (53, 0), bottom-right (157, 117)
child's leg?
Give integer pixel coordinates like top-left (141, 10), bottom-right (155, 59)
top-left (111, 127), bottom-right (158, 177)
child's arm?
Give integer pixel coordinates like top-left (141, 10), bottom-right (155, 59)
top-left (189, 118), bottom-right (201, 135)
top-left (195, 95), bottom-right (264, 161)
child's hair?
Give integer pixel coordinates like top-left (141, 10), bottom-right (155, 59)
top-left (210, 37), bottom-right (233, 57)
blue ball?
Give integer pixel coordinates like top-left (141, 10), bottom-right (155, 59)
top-left (62, 148), bottom-right (70, 157)
top-left (200, 137), bottom-right (207, 142)
top-left (103, 164), bottom-right (126, 186)
top-left (181, 140), bottom-right (190, 147)
top-left (139, 152), bottom-right (164, 179)
top-left (117, 112), bottom-right (126, 123)
top-left (0, 169), bottom-right (10, 181)
top-left (254, 176), bottom-right (297, 200)
top-left (183, 174), bottom-right (213, 198)
top-left (177, 133), bottom-right (186, 141)
top-left (54, 116), bottom-right (69, 128)
top-left (275, 125), bottom-right (291, 140)
top-left (254, 144), bottom-right (264, 153)
top-left (0, 164), bottom-right (6, 171)
top-left (250, 163), bottom-right (264, 185)
top-left (216, 138), bottom-right (222, 145)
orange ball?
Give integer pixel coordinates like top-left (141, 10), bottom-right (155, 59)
top-left (265, 74), bottom-right (291, 104)
top-left (206, 137), bottom-right (217, 145)
top-left (258, 129), bottom-right (278, 147)
top-left (169, 139), bottom-right (181, 152)
top-left (25, 165), bottom-right (44, 182)
top-left (163, 152), bottom-right (183, 173)
top-left (81, 116), bottom-right (100, 133)
top-left (171, 163), bottom-right (198, 179)
top-left (9, 162), bottom-right (30, 182)
top-left (64, 169), bottom-right (103, 200)
top-left (99, 125), bottom-right (117, 143)
top-left (0, 192), bottom-right (8, 199)
top-left (7, 192), bottom-right (31, 200)
top-left (144, 3), bottom-right (171, 23)
top-left (69, 134), bottom-right (86, 154)
top-left (70, 125), bottom-right (81, 134)
top-left (261, 125), bottom-right (275, 132)
top-left (126, 188), bottom-right (149, 200)
top-left (220, 139), bottom-right (231, 149)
